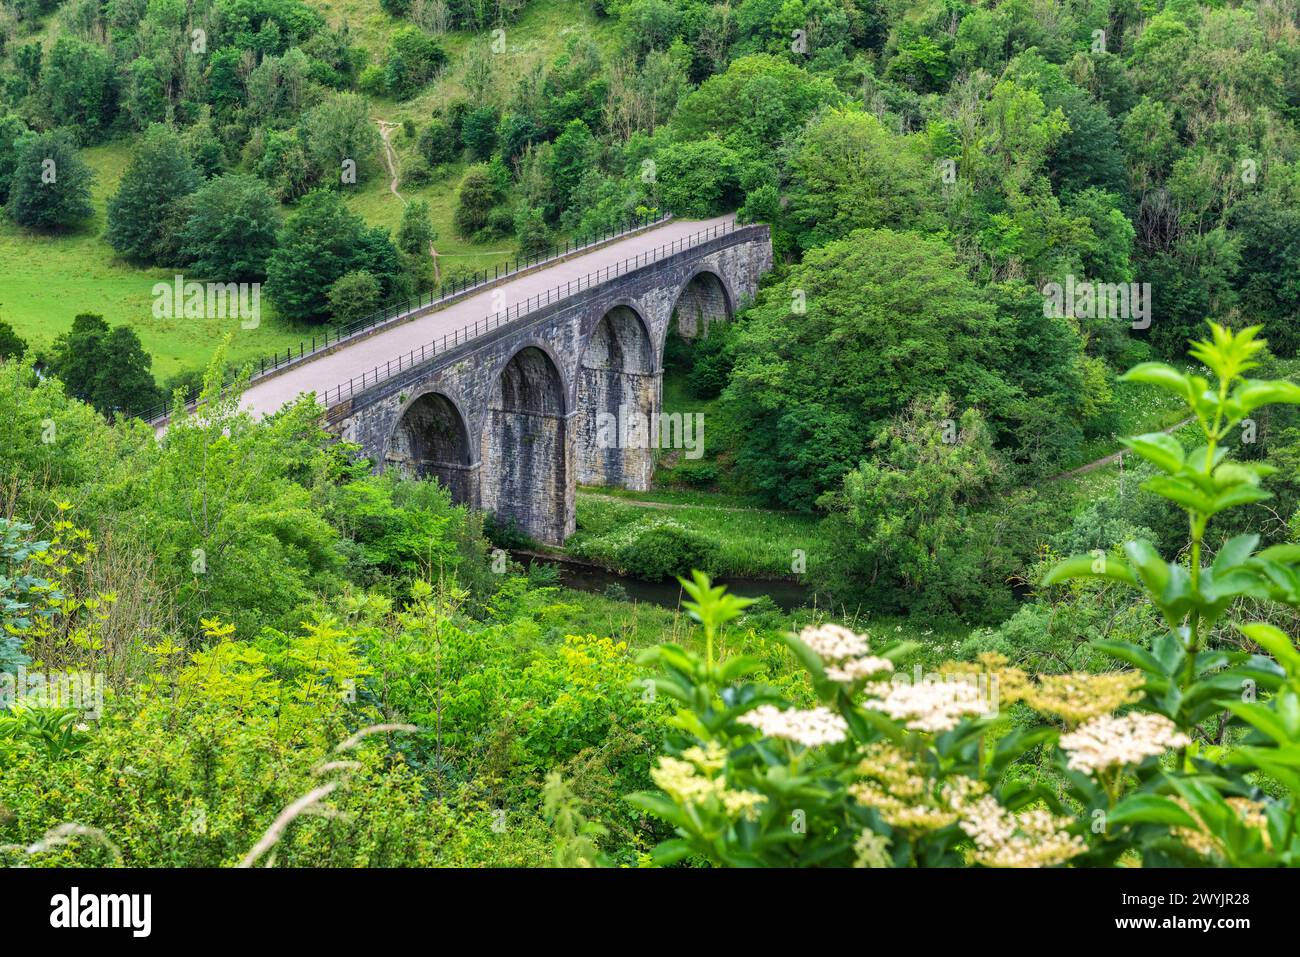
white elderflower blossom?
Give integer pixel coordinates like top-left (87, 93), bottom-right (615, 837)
top-left (797, 624), bottom-right (893, 684)
top-left (739, 705), bottom-right (848, 747)
top-left (958, 796), bottom-right (1086, 868)
top-left (825, 656), bottom-right (894, 683)
top-left (650, 757), bottom-right (720, 805)
top-left (649, 755), bottom-right (766, 822)
top-left (853, 830), bottom-right (893, 868)
top-left (862, 679), bottom-right (989, 733)
top-left (798, 623), bottom-right (871, 661)
top-left (1059, 712), bottom-right (1191, 775)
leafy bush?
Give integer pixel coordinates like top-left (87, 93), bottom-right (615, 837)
top-left (616, 523), bottom-right (719, 581)
top-left (483, 512), bottom-right (534, 551)
top-left (5, 130), bottom-right (95, 230)
top-left (632, 327), bottom-right (1300, 867)
top-left (0, 321), bottom-right (26, 362)
top-left (327, 270), bottom-right (382, 324)
top-left (45, 313), bottom-right (162, 418)
top-left (401, 154), bottom-right (434, 188)
top-left (419, 118), bottom-right (459, 167)
top-left (0, 616), bottom-right (553, 867)
top-left (453, 165), bottom-right (499, 237)
top-left (685, 323), bottom-right (736, 400)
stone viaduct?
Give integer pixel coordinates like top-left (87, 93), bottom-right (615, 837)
top-left (319, 221), bottom-right (772, 544)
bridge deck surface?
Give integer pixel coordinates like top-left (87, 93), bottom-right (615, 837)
top-left (234, 214), bottom-right (734, 420)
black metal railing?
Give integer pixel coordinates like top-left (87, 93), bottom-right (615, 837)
top-left (139, 209), bottom-right (670, 424)
top-left (314, 218), bottom-right (745, 410)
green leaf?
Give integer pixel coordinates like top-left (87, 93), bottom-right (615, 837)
top-left (1123, 540), bottom-right (1170, 596)
top-left (1142, 475), bottom-right (1215, 514)
top-left (1093, 639), bottom-right (1164, 676)
top-left (1108, 794), bottom-right (1199, 829)
top-left (1041, 555), bottom-right (1139, 588)
top-left (1223, 700), bottom-right (1293, 745)
top-left (648, 839), bottom-right (694, 866)
top-left (1256, 544), bottom-right (1300, 564)
top-left (1232, 379), bottom-right (1300, 413)
top-left (1213, 534), bottom-right (1259, 574)
top-left (1121, 363), bottom-right (1193, 401)
top-left (778, 632), bottom-right (827, 682)
top-left (1236, 622), bottom-right (1300, 673)
top-left (717, 655), bottom-right (765, 683)
top-left (642, 676), bottom-right (692, 705)
top-left (1185, 444), bottom-right (1228, 475)
top-left (1206, 484), bottom-right (1271, 515)
top-left (626, 792), bottom-right (691, 829)
top-left (1122, 433), bottom-right (1185, 474)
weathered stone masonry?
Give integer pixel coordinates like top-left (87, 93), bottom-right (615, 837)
top-left (331, 224), bottom-right (772, 544)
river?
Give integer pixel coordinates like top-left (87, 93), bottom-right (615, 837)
top-left (511, 552), bottom-right (814, 612)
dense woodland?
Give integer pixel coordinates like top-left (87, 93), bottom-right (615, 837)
top-left (3, 0), bottom-right (1300, 867)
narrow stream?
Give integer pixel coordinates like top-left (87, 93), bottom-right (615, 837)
top-left (512, 552), bottom-right (814, 612)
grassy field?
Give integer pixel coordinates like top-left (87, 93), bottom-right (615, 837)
top-left (0, 142), bottom-right (308, 381)
top-left (543, 582), bottom-right (970, 664)
top-left (0, 0), bottom-right (615, 384)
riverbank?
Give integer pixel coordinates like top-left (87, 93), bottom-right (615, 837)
top-left (564, 488), bottom-right (827, 580)
top-left (513, 548), bottom-right (814, 611)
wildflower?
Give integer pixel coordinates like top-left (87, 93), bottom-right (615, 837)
top-left (959, 796), bottom-right (1086, 868)
top-left (824, 656), bottom-right (893, 683)
top-left (718, 789), bottom-right (766, 820)
top-left (1172, 796), bottom-right (1273, 859)
top-left (797, 623), bottom-right (871, 661)
top-left (681, 742), bottom-right (727, 773)
top-left (738, 704), bottom-right (848, 747)
top-left (649, 754), bottom-right (766, 822)
top-left (862, 678), bottom-right (989, 733)
top-left (797, 624), bottom-right (893, 684)
top-left (848, 744), bottom-right (966, 831)
top-left (651, 756), bottom-right (719, 805)
top-left (1024, 671), bottom-right (1145, 725)
top-left (1059, 712), bottom-right (1191, 775)
top-left (941, 653), bottom-right (1030, 705)
top-left (853, 830), bottom-right (892, 868)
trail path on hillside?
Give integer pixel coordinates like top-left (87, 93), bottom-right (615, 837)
top-left (377, 119), bottom-right (441, 284)
top-left (1047, 416), bottom-right (1196, 482)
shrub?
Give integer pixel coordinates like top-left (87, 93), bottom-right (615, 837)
top-left (106, 124), bottom-right (199, 264)
top-left (358, 64), bottom-right (388, 97)
top-left (5, 130), bottom-right (95, 230)
top-left (453, 165), bottom-right (498, 237)
top-left (401, 154), bottom-right (434, 187)
top-left (685, 323), bottom-right (736, 399)
top-left (483, 206), bottom-right (515, 240)
top-left (0, 321), bottom-right (27, 361)
top-left (632, 327), bottom-right (1300, 868)
top-left (384, 27), bottom-right (447, 100)
top-left (328, 270), bottom-right (383, 324)
top-left (46, 313), bottom-right (162, 417)
top-left (419, 118), bottom-right (458, 166)
top-left (482, 512), bottom-right (533, 550)
top-left (179, 173), bottom-right (280, 281)
top-left (616, 523), bottom-right (719, 581)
